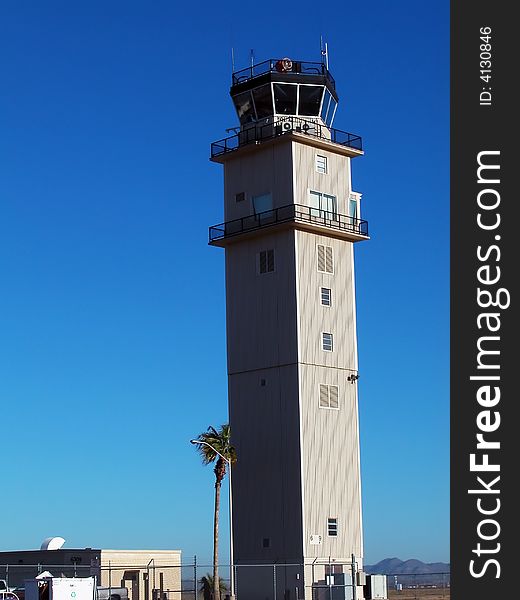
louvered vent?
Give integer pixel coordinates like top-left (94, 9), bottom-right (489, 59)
top-left (329, 385), bottom-right (339, 409)
top-left (319, 384), bottom-right (329, 408)
top-left (319, 384), bottom-right (339, 409)
top-left (317, 244), bottom-right (333, 273)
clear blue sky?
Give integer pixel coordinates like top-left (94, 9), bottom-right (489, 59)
top-left (0, 1), bottom-right (449, 566)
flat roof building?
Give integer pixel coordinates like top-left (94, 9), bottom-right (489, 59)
top-left (0, 547), bottom-right (181, 600)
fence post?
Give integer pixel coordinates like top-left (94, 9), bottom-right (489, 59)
top-left (193, 556), bottom-right (197, 600)
top-left (351, 555), bottom-right (357, 600)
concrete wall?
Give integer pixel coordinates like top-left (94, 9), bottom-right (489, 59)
top-left (100, 550), bottom-right (181, 600)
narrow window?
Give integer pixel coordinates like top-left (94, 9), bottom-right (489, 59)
top-left (319, 384), bottom-right (339, 409)
top-left (262, 538), bottom-right (271, 549)
top-left (317, 244), bottom-right (334, 273)
top-left (316, 154), bottom-right (327, 174)
top-left (235, 192), bottom-right (245, 203)
top-left (259, 249), bottom-right (275, 274)
top-left (322, 332), bottom-right (333, 352)
top-left (321, 287), bottom-right (332, 306)
top-left (327, 518), bottom-right (338, 537)
top-left (348, 194), bottom-right (358, 220)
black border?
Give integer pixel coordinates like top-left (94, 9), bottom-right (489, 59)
top-left (451, 1), bottom-right (515, 597)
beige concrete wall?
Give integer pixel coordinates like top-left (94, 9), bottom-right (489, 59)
top-left (292, 142), bottom-right (352, 216)
top-left (225, 229), bottom-right (298, 375)
top-left (223, 141), bottom-right (294, 223)
top-left (295, 230), bottom-right (363, 564)
top-left (100, 551), bottom-right (181, 600)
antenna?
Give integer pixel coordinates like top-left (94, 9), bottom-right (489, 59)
top-left (320, 37), bottom-right (329, 70)
top-left (325, 42), bottom-right (329, 70)
top-left (231, 47), bottom-right (235, 73)
top-left (250, 49), bottom-right (255, 68)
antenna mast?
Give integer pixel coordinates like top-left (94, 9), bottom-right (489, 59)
top-left (320, 36), bottom-right (329, 70)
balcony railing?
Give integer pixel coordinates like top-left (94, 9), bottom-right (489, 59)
top-left (211, 116), bottom-right (362, 158)
top-left (232, 59), bottom-right (335, 89)
top-left (209, 204), bottom-right (369, 243)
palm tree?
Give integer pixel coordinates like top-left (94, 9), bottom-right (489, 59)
top-left (193, 424), bottom-right (237, 600)
top-left (199, 574), bottom-right (228, 600)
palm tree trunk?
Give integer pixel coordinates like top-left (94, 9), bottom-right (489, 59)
top-left (213, 479), bottom-right (221, 600)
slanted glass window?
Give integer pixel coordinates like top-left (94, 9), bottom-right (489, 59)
top-left (233, 90), bottom-right (256, 124)
top-left (322, 332), bottom-right (333, 352)
top-left (327, 518), bottom-right (338, 537)
top-left (326, 97), bottom-right (338, 127)
top-left (253, 85), bottom-right (274, 119)
top-left (298, 85), bottom-right (324, 116)
top-left (316, 155), bottom-right (327, 174)
top-left (320, 89), bottom-right (337, 127)
top-left (320, 89), bottom-right (332, 122)
top-left (273, 83), bottom-right (297, 115)
top-left (321, 287), bottom-right (332, 306)
top-left (259, 249), bottom-right (275, 274)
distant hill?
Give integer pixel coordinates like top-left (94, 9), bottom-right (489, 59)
top-left (364, 558), bottom-right (450, 586)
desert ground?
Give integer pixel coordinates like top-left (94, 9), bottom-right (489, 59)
top-left (388, 588), bottom-right (450, 600)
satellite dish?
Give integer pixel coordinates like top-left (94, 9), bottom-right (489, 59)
top-left (40, 537), bottom-right (65, 551)
top-left (36, 571), bottom-right (54, 579)
top-left (275, 58), bottom-right (293, 72)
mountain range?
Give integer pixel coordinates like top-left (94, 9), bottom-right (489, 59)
top-left (364, 558), bottom-right (450, 586)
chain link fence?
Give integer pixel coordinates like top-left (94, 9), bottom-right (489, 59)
top-left (1, 562), bottom-right (449, 600)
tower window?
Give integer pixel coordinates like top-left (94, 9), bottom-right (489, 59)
top-left (259, 249), bottom-right (275, 274)
top-left (319, 384), bottom-right (339, 409)
top-left (317, 244), bottom-right (334, 274)
top-left (327, 518), bottom-right (338, 537)
top-left (316, 155), bottom-right (328, 174)
top-left (321, 287), bottom-right (332, 306)
top-left (262, 537), bottom-right (271, 549)
top-left (235, 192), bottom-right (245, 203)
top-left (310, 191), bottom-right (337, 219)
top-left (322, 332), bottom-right (333, 352)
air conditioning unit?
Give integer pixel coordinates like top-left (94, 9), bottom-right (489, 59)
top-left (280, 120), bottom-right (294, 132)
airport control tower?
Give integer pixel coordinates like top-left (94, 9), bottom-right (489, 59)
top-left (209, 56), bottom-right (368, 600)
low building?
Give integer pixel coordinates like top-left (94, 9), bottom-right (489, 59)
top-left (0, 547), bottom-right (182, 600)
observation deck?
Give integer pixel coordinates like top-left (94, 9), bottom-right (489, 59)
top-left (209, 204), bottom-right (369, 247)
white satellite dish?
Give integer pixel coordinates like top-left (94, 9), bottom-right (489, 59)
top-left (35, 571), bottom-right (54, 579)
top-left (40, 537), bottom-right (65, 551)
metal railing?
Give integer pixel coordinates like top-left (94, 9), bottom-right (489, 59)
top-left (209, 204), bottom-right (369, 243)
top-left (211, 116), bottom-right (362, 158)
top-left (232, 59), bottom-right (335, 88)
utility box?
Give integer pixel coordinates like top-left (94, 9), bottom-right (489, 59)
top-left (25, 578), bottom-right (95, 600)
top-left (364, 574), bottom-right (388, 599)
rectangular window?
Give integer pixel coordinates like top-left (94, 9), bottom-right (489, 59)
top-left (317, 245), bottom-right (334, 274)
top-left (235, 192), bottom-right (245, 203)
top-left (316, 155), bottom-right (327, 174)
top-left (309, 190), bottom-right (336, 219)
top-left (259, 249), bottom-right (275, 274)
top-left (322, 332), bottom-right (333, 352)
top-left (252, 193), bottom-right (273, 215)
top-left (319, 384), bottom-right (339, 409)
top-left (327, 518), bottom-right (338, 537)
top-left (348, 195), bottom-right (358, 220)
top-left (321, 287), bottom-right (332, 306)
